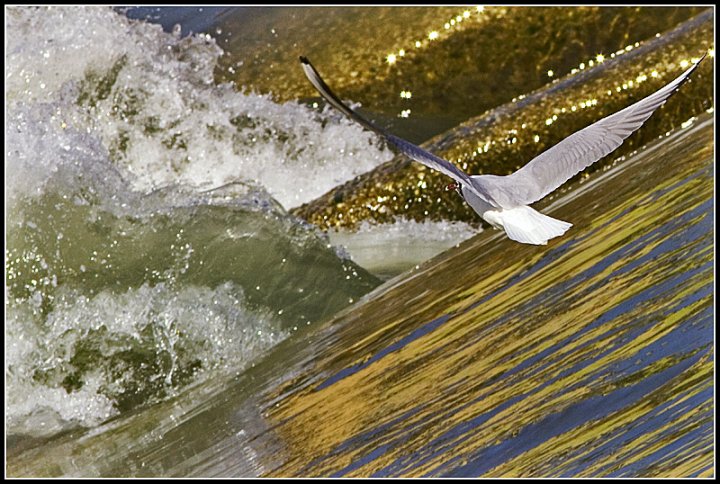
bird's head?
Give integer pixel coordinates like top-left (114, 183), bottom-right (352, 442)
top-left (445, 181), bottom-right (462, 196)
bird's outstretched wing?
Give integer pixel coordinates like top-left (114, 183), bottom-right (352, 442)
top-left (476, 54), bottom-right (706, 208)
top-left (299, 56), bottom-right (498, 204)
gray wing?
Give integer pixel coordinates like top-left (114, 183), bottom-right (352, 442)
top-left (478, 54), bottom-right (705, 208)
top-left (299, 56), bottom-right (498, 205)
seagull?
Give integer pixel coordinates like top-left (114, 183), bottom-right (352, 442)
top-left (299, 54), bottom-right (705, 245)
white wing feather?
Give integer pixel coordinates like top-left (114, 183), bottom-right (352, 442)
top-left (474, 55), bottom-right (705, 208)
top-left (299, 56), bottom-right (498, 205)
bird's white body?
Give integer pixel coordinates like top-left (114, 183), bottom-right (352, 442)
top-left (462, 185), bottom-right (572, 245)
top-left (299, 54), bottom-right (704, 245)
top-left (460, 186), bottom-right (498, 227)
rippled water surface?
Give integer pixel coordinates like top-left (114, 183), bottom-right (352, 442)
top-left (5, 5), bottom-right (715, 478)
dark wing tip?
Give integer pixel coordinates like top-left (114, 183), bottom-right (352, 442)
top-left (299, 56), bottom-right (310, 64)
top-left (691, 51), bottom-right (707, 70)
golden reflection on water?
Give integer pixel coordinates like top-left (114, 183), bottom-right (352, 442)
top-left (292, 10), bottom-right (713, 230)
top-left (4, 117), bottom-right (712, 479)
top-left (5, 8), bottom-right (714, 479)
top-left (218, 7), bottom-right (704, 120)
top-left (266, 116), bottom-right (713, 477)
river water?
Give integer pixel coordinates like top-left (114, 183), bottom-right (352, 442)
top-left (5, 6), bottom-right (715, 477)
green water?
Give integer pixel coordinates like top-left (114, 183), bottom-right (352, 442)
top-left (8, 112), bottom-right (714, 479)
top-left (6, 6), bottom-right (714, 477)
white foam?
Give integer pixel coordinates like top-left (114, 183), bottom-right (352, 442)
top-left (5, 6), bottom-right (392, 437)
top-left (6, 282), bottom-right (285, 437)
top-left (329, 219), bottom-right (479, 277)
top-left (5, 6), bottom-right (393, 210)
top-left (6, 7), bottom-right (137, 103)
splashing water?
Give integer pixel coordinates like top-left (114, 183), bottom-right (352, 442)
top-left (5, 6), bottom-right (387, 438)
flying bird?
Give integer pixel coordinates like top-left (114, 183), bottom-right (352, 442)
top-left (299, 54), bottom-right (705, 245)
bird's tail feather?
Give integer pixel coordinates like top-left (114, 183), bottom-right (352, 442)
top-left (498, 206), bottom-right (572, 245)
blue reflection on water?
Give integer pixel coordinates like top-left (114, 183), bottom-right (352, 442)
top-left (119, 6), bottom-right (236, 37)
top-left (321, 163), bottom-right (713, 477)
top-left (315, 314), bottom-right (451, 391)
top-left (441, 349), bottom-right (705, 477)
